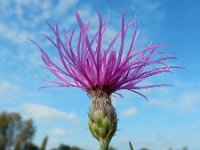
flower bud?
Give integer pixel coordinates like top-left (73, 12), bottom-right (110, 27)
top-left (88, 90), bottom-right (117, 150)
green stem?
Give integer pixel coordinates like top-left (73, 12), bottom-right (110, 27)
top-left (100, 139), bottom-right (109, 150)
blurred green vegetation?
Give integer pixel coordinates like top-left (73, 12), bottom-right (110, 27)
top-left (0, 112), bottom-right (35, 150)
top-left (0, 111), bottom-right (192, 150)
top-left (51, 144), bottom-right (83, 150)
top-left (50, 144), bottom-right (117, 150)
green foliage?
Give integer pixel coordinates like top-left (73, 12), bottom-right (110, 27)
top-left (58, 144), bottom-right (70, 150)
top-left (140, 148), bottom-right (150, 150)
top-left (71, 146), bottom-right (83, 150)
top-left (182, 146), bottom-right (188, 150)
top-left (129, 142), bottom-right (134, 150)
top-left (0, 112), bottom-right (35, 150)
top-left (51, 144), bottom-right (83, 150)
top-left (41, 136), bottom-right (48, 150)
top-left (108, 146), bottom-right (117, 150)
top-left (24, 142), bottom-right (39, 150)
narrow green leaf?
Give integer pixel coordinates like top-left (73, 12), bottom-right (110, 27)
top-left (129, 141), bottom-right (134, 150)
top-left (41, 136), bottom-right (48, 150)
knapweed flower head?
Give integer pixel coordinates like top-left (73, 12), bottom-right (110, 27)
top-left (31, 12), bottom-right (179, 99)
top-left (32, 12), bottom-right (180, 150)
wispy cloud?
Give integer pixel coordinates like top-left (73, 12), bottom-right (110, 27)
top-left (11, 103), bottom-right (79, 123)
top-left (0, 47), bottom-right (42, 88)
top-left (128, 0), bottom-right (166, 32)
top-left (0, 24), bottom-right (31, 44)
top-left (0, 80), bottom-right (22, 101)
top-left (122, 106), bottom-right (138, 117)
top-left (149, 91), bottom-right (200, 111)
top-left (23, 103), bottom-right (78, 122)
top-left (0, 0), bottom-right (78, 44)
top-left (49, 128), bottom-right (73, 138)
top-left (47, 128), bottom-right (76, 150)
top-left (54, 0), bottom-right (78, 17)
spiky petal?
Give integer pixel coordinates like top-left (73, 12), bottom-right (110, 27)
top-left (31, 12), bottom-right (180, 98)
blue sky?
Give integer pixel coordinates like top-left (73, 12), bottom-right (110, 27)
top-left (0, 0), bottom-right (200, 150)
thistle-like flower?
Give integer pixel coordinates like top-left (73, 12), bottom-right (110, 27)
top-left (31, 12), bottom-right (180, 150)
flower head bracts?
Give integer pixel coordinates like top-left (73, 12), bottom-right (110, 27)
top-left (31, 12), bottom-right (180, 99)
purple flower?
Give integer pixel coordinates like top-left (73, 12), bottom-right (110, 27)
top-left (31, 12), bottom-right (180, 99)
top-left (31, 12), bottom-right (182, 149)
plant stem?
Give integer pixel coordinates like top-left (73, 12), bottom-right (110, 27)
top-left (100, 139), bottom-right (109, 150)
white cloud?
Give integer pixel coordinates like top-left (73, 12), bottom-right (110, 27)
top-left (0, 0), bottom-right (78, 44)
top-left (0, 80), bottom-right (22, 101)
top-left (0, 23), bottom-right (31, 44)
top-left (122, 106), bottom-right (138, 117)
top-left (0, 80), bottom-right (21, 93)
top-left (0, 46), bottom-right (43, 87)
top-left (127, 0), bottom-right (166, 37)
top-left (20, 103), bottom-right (78, 123)
top-left (47, 128), bottom-right (75, 150)
top-left (0, 0), bottom-right (80, 80)
top-left (14, 0), bottom-right (33, 4)
top-left (130, 0), bottom-right (165, 21)
top-left (149, 91), bottom-right (200, 111)
top-left (49, 128), bottom-right (72, 138)
top-left (54, 0), bottom-right (78, 17)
